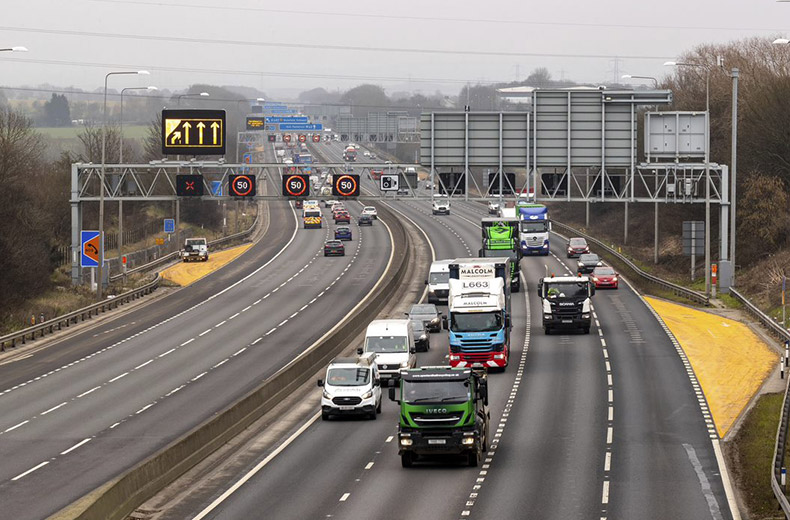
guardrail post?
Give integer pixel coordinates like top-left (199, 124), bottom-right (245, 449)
top-left (783, 467), bottom-right (787, 490)
top-left (782, 357), bottom-right (785, 380)
top-left (785, 341), bottom-right (789, 367)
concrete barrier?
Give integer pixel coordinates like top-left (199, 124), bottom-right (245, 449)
top-left (49, 203), bottom-right (411, 520)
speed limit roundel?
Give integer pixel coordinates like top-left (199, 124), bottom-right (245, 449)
top-left (229, 174), bottom-right (255, 197)
top-left (332, 174), bottom-right (360, 197)
top-left (283, 174), bottom-right (308, 197)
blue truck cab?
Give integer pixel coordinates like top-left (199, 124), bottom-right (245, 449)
top-left (517, 203), bottom-right (550, 256)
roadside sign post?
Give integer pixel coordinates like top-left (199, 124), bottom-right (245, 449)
top-left (682, 221), bottom-right (705, 281)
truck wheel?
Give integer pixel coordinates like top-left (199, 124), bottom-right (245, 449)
top-left (544, 327), bottom-right (551, 335)
top-left (376, 399), bottom-right (382, 414)
top-left (401, 452), bottom-right (414, 468)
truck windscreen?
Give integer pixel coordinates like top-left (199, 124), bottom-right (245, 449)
top-left (544, 282), bottom-right (588, 299)
top-left (451, 312), bottom-right (502, 333)
top-left (402, 380), bottom-right (469, 404)
top-left (520, 221), bottom-right (548, 233)
top-left (365, 336), bottom-right (408, 353)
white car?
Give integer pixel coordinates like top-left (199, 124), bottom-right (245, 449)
top-left (318, 353), bottom-right (382, 420)
top-left (488, 201), bottom-right (501, 215)
top-left (325, 199), bottom-right (339, 208)
top-left (361, 206), bottom-right (378, 219)
top-left (363, 151), bottom-right (371, 157)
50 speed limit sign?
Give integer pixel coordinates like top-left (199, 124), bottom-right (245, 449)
top-left (281, 174), bottom-right (310, 197)
top-left (332, 174), bottom-right (360, 197)
top-left (228, 174), bottom-right (256, 197)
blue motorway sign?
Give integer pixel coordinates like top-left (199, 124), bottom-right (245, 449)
top-left (164, 219), bottom-right (175, 234)
top-left (280, 123), bottom-right (323, 131)
top-left (211, 180), bottom-right (223, 196)
top-left (265, 108), bottom-right (297, 114)
top-left (243, 153), bottom-right (252, 164)
top-left (81, 230), bottom-right (101, 268)
top-left (265, 116), bottom-right (308, 124)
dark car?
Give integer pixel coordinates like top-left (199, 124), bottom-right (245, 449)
top-left (358, 214), bottom-right (373, 226)
top-left (410, 320), bottom-right (430, 352)
top-left (592, 266), bottom-right (619, 289)
top-left (294, 200), bottom-right (303, 209)
top-left (577, 253), bottom-right (602, 274)
top-left (334, 212), bottom-right (351, 224)
top-left (324, 240), bottom-right (345, 257)
top-left (335, 226), bottom-right (352, 241)
top-left (406, 303), bottom-right (442, 333)
top-left (566, 237), bottom-right (590, 258)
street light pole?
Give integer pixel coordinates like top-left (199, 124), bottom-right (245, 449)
top-left (621, 74), bottom-right (659, 89)
top-left (120, 85), bottom-right (157, 164)
top-left (729, 68), bottom-right (739, 285)
top-left (99, 70), bottom-right (149, 300)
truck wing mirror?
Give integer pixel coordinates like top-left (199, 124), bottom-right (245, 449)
top-left (409, 346), bottom-right (416, 354)
top-left (442, 315), bottom-right (448, 329)
top-left (317, 379), bottom-right (324, 387)
top-left (479, 382), bottom-right (489, 406)
top-left (590, 285), bottom-right (596, 296)
top-left (388, 386), bottom-right (398, 402)
top-left (356, 347), bottom-right (363, 355)
top-left (425, 279), bottom-right (429, 285)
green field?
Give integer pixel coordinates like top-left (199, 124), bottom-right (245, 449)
top-left (35, 125), bottom-right (149, 139)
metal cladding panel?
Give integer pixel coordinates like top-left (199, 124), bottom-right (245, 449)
top-left (420, 112), bottom-right (530, 166)
top-left (644, 112), bottom-right (706, 158)
top-left (534, 91), bottom-right (635, 167)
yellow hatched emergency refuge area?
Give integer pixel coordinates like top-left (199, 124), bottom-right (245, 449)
top-left (645, 296), bottom-right (777, 437)
top-left (161, 244), bottom-right (253, 287)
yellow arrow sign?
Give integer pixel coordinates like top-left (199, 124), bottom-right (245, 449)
top-left (196, 121), bottom-right (206, 145)
top-left (170, 130), bottom-right (182, 144)
top-left (211, 122), bottom-right (219, 144)
top-left (182, 122), bottom-right (191, 145)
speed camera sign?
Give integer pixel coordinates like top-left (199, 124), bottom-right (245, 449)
top-left (380, 174), bottom-right (399, 192)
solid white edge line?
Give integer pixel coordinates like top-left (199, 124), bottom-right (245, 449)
top-left (60, 437), bottom-right (91, 455)
top-left (191, 413), bottom-right (321, 520)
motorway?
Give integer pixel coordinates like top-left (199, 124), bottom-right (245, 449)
top-left (180, 141), bottom-right (734, 520)
top-left (0, 146), bottom-right (394, 519)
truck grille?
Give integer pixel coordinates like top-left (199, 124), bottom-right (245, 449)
top-left (554, 305), bottom-right (580, 317)
top-left (332, 396), bottom-right (362, 406)
top-left (526, 237), bottom-right (544, 247)
top-left (410, 413), bottom-right (463, 426)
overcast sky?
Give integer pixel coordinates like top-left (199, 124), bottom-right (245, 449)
top-left (0, 0), bottom-right (787, 99)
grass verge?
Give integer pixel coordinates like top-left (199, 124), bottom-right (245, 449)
top-left (725, 392), bottom-right (785, 519)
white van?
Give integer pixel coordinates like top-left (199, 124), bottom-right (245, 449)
top-left (426, 259), bottom-right (453, 304)
top-left (432, 193), bottom-right (450, 215)
top-left (358, 320), bottom-right (416, 382)
top-left (317, 353), bottom-right (382, 420)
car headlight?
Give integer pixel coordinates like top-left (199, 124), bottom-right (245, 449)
top-left (462, 434), bottom-right (475, 446)
top-left (400, 360), bottom-right (410, 367)
top-left (361, 390), bottom-right (373, 399)
top-left (400, 436), bottom-right (413, 446)
top-left (430, 317), bottom-right (440, 324)
top-left (612, 276), bottom-right (618, 281)
top-left (592, 277), bottom-right (598, 282)
top-left (544, 313), bottom-right (552, 320)
top-left (322, 390), bottom-right (332, 399)
top-left (420, 334), bottom-right (427, 341)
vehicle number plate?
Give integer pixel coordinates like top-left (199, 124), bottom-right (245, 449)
top-left (428, 439), bottom-right (446, 445)
top-left (562, 319), bottom-right (572, 324)
top-left (339, 406), bottom-right (355, 410)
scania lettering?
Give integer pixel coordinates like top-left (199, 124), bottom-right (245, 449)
top-left (517, 202), bottom-right (550, 256)
top-left (390, 367), bottom-right (489, 467)
top-left (537, 275), bottom-right (595, 334)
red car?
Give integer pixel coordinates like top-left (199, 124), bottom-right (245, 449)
top-left (567, 237), bottom-right (590, 258)
top-left (592, 266), bottom-right (619, 289)
top-left (334, 211), bottom-right (351, 224)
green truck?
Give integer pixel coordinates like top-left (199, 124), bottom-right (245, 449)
top-left (479, 217), bottom-right (522, 292)
top-left (390, 366), bottom-right (489, 467)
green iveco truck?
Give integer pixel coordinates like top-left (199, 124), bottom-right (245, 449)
top-left (390, 366), bottom-right (489, 467)
top-left (479, 217), bottom-right (522, 292)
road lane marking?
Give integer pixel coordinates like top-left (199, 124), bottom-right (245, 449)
top-left (41, 402), bottom-right (67, 415)
top-left (12, 461), bottom-right (49, 481)
top-left (364, 462), bottom-right (374, 470)
top-left (158, 348), bottom-right (176, 358)
top-left (215, 320), bottom-right (227, 327)
top-left (4, 420), bottom-right (29, 433)
top-left (60, 438), bottom-right (92, 455)
top-left (135, 359), bottom-right (153, 370)
top-left (199, 329), bottom-right (212, 337)
top-left (77, 386), bottom-right (100, 398)
top-left (339, 493), bottom-right (350, 502)
top-left (136, 403), bottom-right (154, 414)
